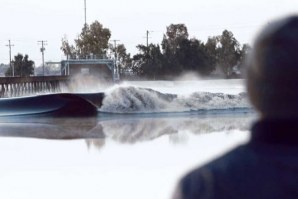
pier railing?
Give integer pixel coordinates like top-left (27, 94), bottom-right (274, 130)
top-left (0, 76), bottom-right (70, 98)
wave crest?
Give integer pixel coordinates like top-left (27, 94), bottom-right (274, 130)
top-left (99, 86), bottom-right (249, 113)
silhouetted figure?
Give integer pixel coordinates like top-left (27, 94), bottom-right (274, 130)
top-left (173, 16), bottom-right (298, 199)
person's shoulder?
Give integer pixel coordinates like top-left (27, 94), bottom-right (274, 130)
top-left (188, 143), bottom-right (257, 177)
top-left (178, 144), bottom-right (257, 199)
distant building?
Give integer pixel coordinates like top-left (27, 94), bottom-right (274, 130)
top-left (60, 58), bottom-right (119, 82)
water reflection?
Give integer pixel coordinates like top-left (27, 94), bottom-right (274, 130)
top-left (0, 116), bottom-right (104, 139)
top-left (0, 113), bottom-right (255, 146)
top-left (97, 114), bottom-right (254, 144)
top-left (85, 139), bottom-right (106, 150)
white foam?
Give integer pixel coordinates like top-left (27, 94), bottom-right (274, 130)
top-left (99, 86), bottom-right (250, 113)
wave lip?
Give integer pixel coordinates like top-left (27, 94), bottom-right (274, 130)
top-left (99, 86), bottom-right (250, 114)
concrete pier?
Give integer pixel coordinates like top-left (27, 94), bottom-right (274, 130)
top-left (0, 76), bottom-right (70, 98)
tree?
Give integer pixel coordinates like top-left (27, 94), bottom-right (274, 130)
top-left (5, 54), bottom-right (34, 77)
top-left (132, 44), bottom-right (163, 79)
top-left (61, 36), bottom-right (77, 59)
top-left (161, 24), bottom-right (190, 77)
top-left (76, 21), bottom-right (111, 58)
top-left (205, 36), bottom-right (218, 70)
top-left (112, 44), bottom-right (132, 70)
top-left (161, 34), bottom-right (180, 76)
top-left (163, 24), bottom-right (189, 54)
top-left (176, 38), bottom-right (216, 75)
top-left (61, 21), bottom-right (111, 59)
top-left (238, 43), bottom-right (252, 72)
top-left (161, 24), bottom-right (216, 77)
top-left (217, 30), bottom-right (241, 77)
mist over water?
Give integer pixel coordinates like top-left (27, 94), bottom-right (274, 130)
top-left (67, 74), bottom-right (114, 93)
top-left (173, 72), bottom-right (203, 81)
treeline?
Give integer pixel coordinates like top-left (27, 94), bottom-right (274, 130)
top-left (3, 21), bottom-right (250, 79)
top-left (132, 24), bottom-right (250, 79)
top-left (61, 21), bottom-right (250, 79)
top-left (5, 54), bottom-right (34, 77)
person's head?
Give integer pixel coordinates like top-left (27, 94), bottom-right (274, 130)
top-left (246, 15), bottom-right (298, 119)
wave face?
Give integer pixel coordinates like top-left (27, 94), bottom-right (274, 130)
top-left (0, 93), bottom-right (99, 117)
top-left (100, 86), bottom-right (250, 113)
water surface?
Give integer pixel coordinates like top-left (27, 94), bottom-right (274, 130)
top-left (0, 79), bottom-right (255, 199)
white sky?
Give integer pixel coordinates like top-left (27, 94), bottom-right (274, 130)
top-left (0, 0), bottom-right (297, 66)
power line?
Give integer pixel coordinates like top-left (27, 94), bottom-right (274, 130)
top-left (38, 40), bottom-right (47, 76)
top-left (5, 40), bottom-right (14, 77)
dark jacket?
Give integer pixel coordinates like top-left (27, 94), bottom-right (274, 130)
top-left (175, 120), bottom-right (298, 199)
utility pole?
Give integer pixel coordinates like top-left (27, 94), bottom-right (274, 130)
top-left (146, 30), bottom-right (153, 47)
top-left (6, 40), bottom-right (14, 77)
top-left (111, 39), bottom-right (120, 61)
top-left (111, 39), bottom-right (120, 79)
top-left (84, 0), bottom-right (87, 26)
top-left (146, 30), bottom-right (149, 47)
top-left (38, 40), bottom-right (47, 76)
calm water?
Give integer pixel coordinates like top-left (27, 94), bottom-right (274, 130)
top-left (0, 79), bottom-right (255, 199)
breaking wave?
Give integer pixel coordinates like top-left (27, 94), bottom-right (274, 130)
top-left (99, 86), bottom-right (250, 113)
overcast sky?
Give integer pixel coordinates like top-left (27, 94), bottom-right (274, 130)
top-left (0, 0), bottom-right (297, 66)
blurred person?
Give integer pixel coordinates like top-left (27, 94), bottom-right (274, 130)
top-left (173, 15), bottom-right (298, 199)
